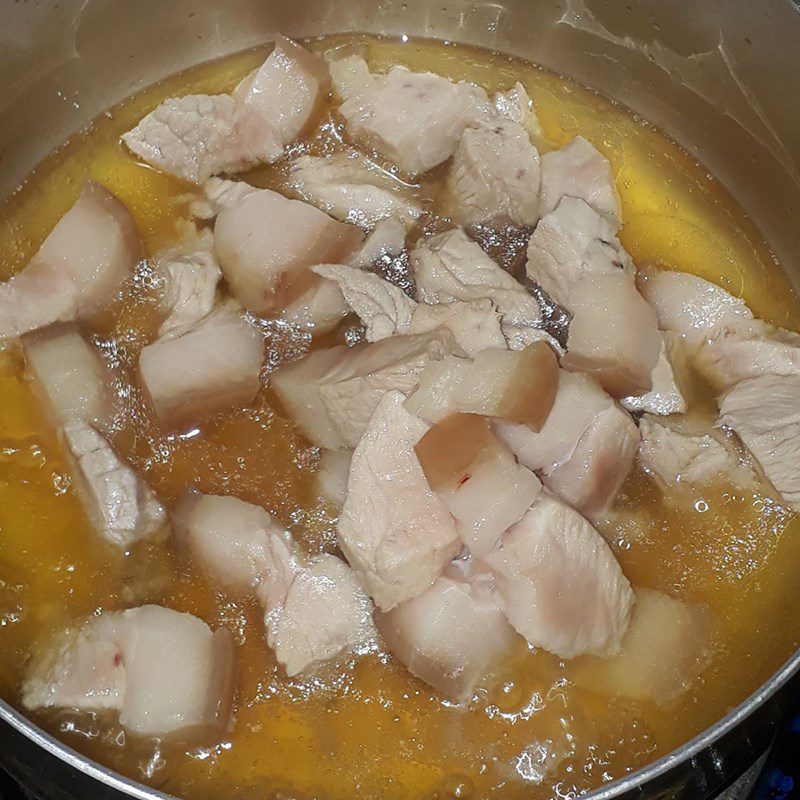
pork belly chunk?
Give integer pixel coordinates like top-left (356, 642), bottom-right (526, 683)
top-left (0, 183), bottom-right (140, 340)
top-left (65, 422), bottom-right (166, 548)
top-left (538, 136), bottom-right (621, 226)
top-left (316, 448), bottom-right (353, 509)
top-left (337, 391), bottom-right (461, 611)
top-left (123, 37), bottom-right (327, 183)
top-left (139, 307), bottom-right (264, 430)
top-left (525, 196), bottom-right (632, 312)
top-left (405, 343), bottom-right (559, 429)
top-left (621, 334), bottom-right (687, 416)
top-left (22, 323), bottom-right (116, 430)
top-left (572, 589), bottom-right (709, 704)
top-left (214, 186), bottom-right (362, 315)
top-left (155, 229), bottom-right (221, 338)
top-left (23, 605), bottom-right (235, 739)
top-left (270, 329), bottom-right (461, 449)
top-left (496, 371), bottom-right (638, 518)
top-left (408, 300), bottom-right (507, 357)
top-left (638, 415), bottom-right (747, 489)
top-left (486, 494), bottom-right (634, 659)
top-left (375, 558), bottom-right (516, 702)
top-left (562, 272), bottom-right (662, 398)
top-left (311, 264), bottom-right (417, 342)
top-left (446, 118), bottom-right (541, 227)
top-left (281, 273), bottom-right (349, 335)
top-left (346, 216), bottom-right (407, 269)
top-left (288, 152), bottom-right (423, 229)
top-left (415, 413), bottom-right (542, 557)
top-left (717, 374), bottom-right (800, 511)
top-left (411, 228), bottom-right (542, 349)
top-left (173, 492), bottom-right (287, 592)
top-left (492, 82), bottom-right (545, 145)
top-left (329, 55), bottom-right (488, 176)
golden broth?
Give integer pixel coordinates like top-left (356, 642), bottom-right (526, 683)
top-left (0, 34), bottom-right (798, 800)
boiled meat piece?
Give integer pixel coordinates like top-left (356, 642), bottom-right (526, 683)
top-left (411, 228), bottom-right (542, 349)
top-left (446, 118), bottom-right (541, 227)
top-left (375, 558), bottom-right (516, 702)
top-left (281, 273), bottom-right (349, 335)
top-left (0, 183), bottom-right (140, 340)
top-left (572, 589), bottom-right (709, 704)
top-left (329, 55), bottom-right (488, 176)
top-left (173, 491), bottom-right (288, 592)
top-left (316, 449), bottom-right (353, 509)
top-left (259, 547), bottom-right (376, 677)
top-left (64, 422), bottom-right (166, 548)
top-left (123, 37), bottom-right (328, 183)
top-left (538, 136), bottom-right (621, 227)
top-left (337, 391), bottom-right (461, 610)
top-left (155, 229), bottom-right (221, 337)
top-left (405, 343), bottom-right (559, 428)
top-left (270, 328), bottom-right (461, 449)
top-left (192, 177), bottom-right (260, 219)
top-left (638, 415), bottom-right (748, 489)
top-left (562, 272), bottom-right (661, 398)
top-left (311, 264), bottom-right (417, 342)
top-left (486, 493), bottom-right (634, 659)
top-left (22, 323), bottom-right (116, 430)
top-left (408, 299), bottom-right (507, 357)
top-left (717, 374), bottom-right (800, 511)
top-left (346, 216), bottom-right (407, 269)
top-left (23, 605), bottom-right (235, 739)
top-left (636, 266), bottom-right (753, 339)
top-left (214, 186), bottom-right (362, 315)
top-left (288, 152), bottom-right (422, 229)
top-left (492, 82), bottom-right (544, 145)
top-left (139, 306), bottom-right (264, 429)
top-left (415, 413), bottom-right (542, 557)
top-left (496, 370), bottom-right (638, 518)
top-left (525, 196), bottom-right (632, 312)
top-left (621, 334), bottom-right (687, 416)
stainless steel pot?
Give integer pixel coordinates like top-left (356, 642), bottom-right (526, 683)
top-left (1, 0), bottom-right (799, 797)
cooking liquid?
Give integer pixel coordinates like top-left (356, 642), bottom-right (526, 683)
top-left (0, 34), bottom-right (798, 800)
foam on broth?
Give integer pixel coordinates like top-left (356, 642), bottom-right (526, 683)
top-left (0, 34), bottom-right (798, 800)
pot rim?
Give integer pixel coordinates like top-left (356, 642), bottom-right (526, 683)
top-left (1, 646), bottom-right (799, 799)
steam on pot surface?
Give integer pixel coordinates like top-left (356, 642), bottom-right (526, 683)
top-left (0, 33), bottom-right (798, 800)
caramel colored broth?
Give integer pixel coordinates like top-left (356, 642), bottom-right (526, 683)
top-left (0, 34), bottom-right (798, 800)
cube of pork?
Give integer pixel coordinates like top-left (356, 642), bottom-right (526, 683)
top-left (636, 266), bottom-right (753, 339)
top-left (415, 413), bottom-right (542, 557)
top-left (492, 82), bottom-right (545, 146)
top-left (525, 196), bottom-right (633, 312)
top-left (155, 230), bottom-right (221, 338)
top-left (717, 374), bottom-right (800, 511)
top-left (571, 589), bottom-right (709, 704)
top-left (411, 228), bottom-right (542, 349)
top-left (139, 307), bottom-right (264, 430)
top-left (446, 118), bottom-right (541, 227)
top-left (213, 186), bottom-right (363, 314)
top-left (316, 448), bottom-right (353, 509)
top-left (23, 605), bottom-right (235, 739)
top-left (270, 328), bottom-right (462, 449)
top-left (173, 491), bottom-right (288, 592)
top-left (0, 183), bottom-right (140, 340)
top-left (311, 264), bottom-right (417, 342)
top-left (621, 333), bottom-right (687, 416)
top-left (405, 343), bottom-right (559, 429)
top-left (64, 422), bottom-right (166, 548)
top-left (486, 493), bottom-right (634, 659)
top-left (538, 136), bottom-right (621, 227)
top-left (288, 152), bottom-right (423, 229)
top-left (329, 55), bottom-right (488, 176)
top-left (346, 216), bottom-right (407, 269)
top-left (337, 391), bottom-right (461, 610)
top-left (282, 273), bottom-right (350, 335)
top-left (22, 323), bottom-right (116, 430)
top-left (123, 37), bottom-right (328, 183)
top-left (408, 299), bottom-right (507, 357)
top-left (374, 559), bottom-right (516, 702)
top-left (496, 370), bottom-right (638, 518)
top-left (562, 272), bottom-right (661, 398)
top-left (192, 177), bottom-right (261, 220)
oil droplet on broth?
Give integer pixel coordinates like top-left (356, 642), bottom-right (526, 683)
top-left (0, 33), bottom-right (798, 800)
